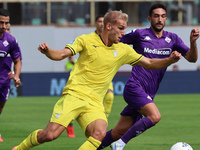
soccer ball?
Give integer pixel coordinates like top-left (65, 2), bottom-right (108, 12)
top-left (170, 142), bottom-right (193, 150)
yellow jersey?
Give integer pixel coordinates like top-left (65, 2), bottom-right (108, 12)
top-left (63, 33), bottom-right (143, 106)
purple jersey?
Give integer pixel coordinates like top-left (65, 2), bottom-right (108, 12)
top-left (120, 28), bottom-right (189, 98)
top-left (0, 32), bottom-right (21, 86)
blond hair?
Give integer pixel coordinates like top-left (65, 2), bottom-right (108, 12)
top-left (103, 10), bottom-right (128, 27)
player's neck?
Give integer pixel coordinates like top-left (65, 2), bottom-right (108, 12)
top-left (0, 32), bottom-right (4, 38)
top-left (100, 32), bottom-right (112, 47)
top-left (153, 30), bottom-right (163, 38)
top-left (95, 30), bottom-right (101, 35)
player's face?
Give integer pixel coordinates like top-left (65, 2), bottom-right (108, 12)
top-left (0, 15), bottom-right (9, 34)
top-left (96, 17), bottom-right (104, 34)
top-left (109, 19), bottom-right (127, 44)
top-left (148, 8), bottom-right (167, 32)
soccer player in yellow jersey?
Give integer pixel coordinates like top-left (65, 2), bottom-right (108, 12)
top-left (12, 10), bottom-right (182, 150)
top-left (66, 15), bottom-right (114, 138)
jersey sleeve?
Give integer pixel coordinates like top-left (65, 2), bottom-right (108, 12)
top-left (124, 44), bottom-right (143, 66)
top-left (65, 35), bottom-right (85, 56)
top-left (9, 37), bottom-right (22, 60)
top-left (173, 34), bottom-right (189, 56)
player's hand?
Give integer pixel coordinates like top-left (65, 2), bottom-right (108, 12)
top-left (38, 43), bottom-right (50, 54)
top-left (8, 72), bottom-right (21, 87)
top-left (169, 51), bottom-right (182, 63)
top-left (8, 71), bottom-right (14, 79)
top-left (190, 27), bottom-right (199, 43)
top-left (14, 77), bottom-right (21, 87)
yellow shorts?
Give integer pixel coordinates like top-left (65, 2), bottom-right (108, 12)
top-left (108, 82), bottom-right (114, 91)
top-left (50, 93), bottom-right (107, 137)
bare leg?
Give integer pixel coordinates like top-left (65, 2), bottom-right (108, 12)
top-left (37, 122), bottom-right (66, 143)
top-left (79, 119), bottom-right (107, 150)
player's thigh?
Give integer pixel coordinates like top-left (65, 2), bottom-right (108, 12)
top-left (50, 94), bottom-right (88, 127)
top-left (77, 107), bottom-right (107, 138)
top-left (0, 85), bottom-right (10, 102)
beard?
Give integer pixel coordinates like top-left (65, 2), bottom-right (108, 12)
top-left (151, 23), bottom-right (165, 32)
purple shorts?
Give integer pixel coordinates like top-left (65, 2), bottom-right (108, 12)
top-left (121, 82), bottom-right (154, 120)
top-left (0, 85), bottom-right (10, 102)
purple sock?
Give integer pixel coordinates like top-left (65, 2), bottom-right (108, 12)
top-left (121, 117), bottom-right (155, 144)
top-left (97, 130), bottom-right (115, 149)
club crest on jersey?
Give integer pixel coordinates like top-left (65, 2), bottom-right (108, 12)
top-left (55, 113), bottom-right (63, 119)
top-left (3, 40), bottom-right (9, 47)
top-left (165, 37), bottom-right (171, 43)
top-left (112, 49), bottom-right (119, 57)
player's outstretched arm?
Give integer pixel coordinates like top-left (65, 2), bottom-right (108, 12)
top-left (11, 57), bottom-right (21, 87)
top-left (38, 43), bottom-right (73, 60)
top-left (137, 51), bottom-right (182, 70)
top-left (184, 27), bottom-right (199, 62)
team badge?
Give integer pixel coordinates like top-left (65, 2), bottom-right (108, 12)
top-left (55, 113), bottom-right (63, 119)
top-left (3, 40), bottom-right (9, 47)
top-left (112, 49), bottom-right (119, 57)
top-left (165, 37), bottom-right (171, 43)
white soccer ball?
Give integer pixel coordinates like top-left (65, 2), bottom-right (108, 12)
top-left (170, 142), bottom-right (193, 150)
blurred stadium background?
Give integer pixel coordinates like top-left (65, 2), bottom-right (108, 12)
top-left (1, 0), bottom-right (199, 97)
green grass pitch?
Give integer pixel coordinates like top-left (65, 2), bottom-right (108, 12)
top-left (1, 94), bottom-right (200, 150)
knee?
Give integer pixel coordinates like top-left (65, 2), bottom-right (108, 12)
top-left (91, 129), bottom-right (107, 141)
top-left (149, 113), bottom-right (161, 124)
top-left (45, 133), bottom-right (56, 141)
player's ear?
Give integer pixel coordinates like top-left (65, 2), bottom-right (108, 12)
top-left (148, 16), bottom-right (151, 23)
top-left (106, 22), bottom-right (112, 31)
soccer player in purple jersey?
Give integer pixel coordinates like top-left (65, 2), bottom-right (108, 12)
top-left (0, 9), bottom-right (22, 142)
top-left (98, 2), bottom-right (199, 150)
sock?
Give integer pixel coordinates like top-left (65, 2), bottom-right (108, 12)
top-left (68, 122), bottom-right (74, 126)
top-left (15, 129), bottom-right (42, 150)
top-left (116, 139), bottom-right (126, 146)
top-left (97, 130), bottom-right (115, 149)
top-left (103, 92), bottom-right (114, 117)
top-left (121, 117), bottom-right (155, 144)
top-left (79, 136), bottom-right (101, 150)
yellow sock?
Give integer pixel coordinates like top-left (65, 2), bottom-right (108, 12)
top-left (103, 92), bottom-right (114, 117)
top-left (15, 129), bottom-right (42, 150)
top-left (78, 136), bottom-right (101, 150)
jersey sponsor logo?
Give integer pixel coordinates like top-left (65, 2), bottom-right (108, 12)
top-left (112, 49), bottom-right (119, 57)
top-left (144, 47), bottom-right (172, 55)
top-left (144, 36), bottom-right (151, 40)
top-left (0, 50), bottom-right (7, 57)
top-left (165, 37), bottom-right (171, 43)
top-left (3, 40), bottom-right (9, 47)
